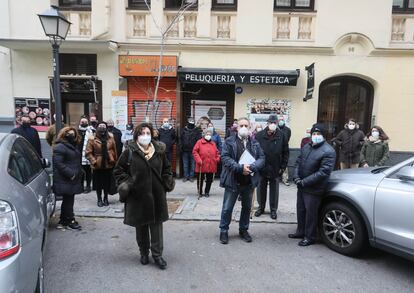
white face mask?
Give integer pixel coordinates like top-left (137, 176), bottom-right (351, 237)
top-left (257, 128), bottom-right (263, 132)
top-left (372, 131), bottom-right (380, 139)
top-left (268, 123), bottom-right (277, 131)
top-left (348, 123), bottom-right (356, 130)
top-left (204, 135), bottom-right (212, 141)
top-left (238, 126), bottom-right (249, 138)
top-left (138, 134), bottom-right (151, 146)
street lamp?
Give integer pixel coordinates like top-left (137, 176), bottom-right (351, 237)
top-left (38, 5), bottom-right (71, 136)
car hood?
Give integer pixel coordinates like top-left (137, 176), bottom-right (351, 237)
top-left (329, 167), bottom-right (385, 185)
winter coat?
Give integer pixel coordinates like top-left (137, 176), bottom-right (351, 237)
top-left (255, 127), bottom-right (289, 179)
top-left (52, 139), bottom-right (83, 195)
top-left (86, 133), bottom-right (118, 170)
top-left (78, 126), bottom-right (94, 165)
top-left (11, 125), bottom-right (42, 157)
top-left (220, 135), bottom-right (265, 191)
top-left (109, 127), bottom-right (123, 159)
top-left (158, 127), bottom-right (176, 153)
top-left (211, 132), bottom-right (222, 153)
top-left (332, 126), bottom-right (365, 164)
top-left (113, 141), bottom-right (174, 227)
top-left (279, 125), bottom-right (291, 142)
top-left (192, 138), bottom-right (220, 173)
top-left (360, 140), bottom-right (389, 167)
top-left (293, 141), bottom-right (336, 196)
top-left (180, 127), bottom-right (202, 152)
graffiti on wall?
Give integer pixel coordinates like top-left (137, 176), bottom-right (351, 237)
top-left (131, 100), bottom-right (175, 129)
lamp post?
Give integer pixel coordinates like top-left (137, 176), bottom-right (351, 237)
top-left (38, 5), bottom-right (71, 136)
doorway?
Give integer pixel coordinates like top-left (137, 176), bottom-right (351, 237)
top-left (317, 76), bottom-right (374, 141)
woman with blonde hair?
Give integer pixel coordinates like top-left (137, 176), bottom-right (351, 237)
top-left (53, 126), bottom-right (83, 230)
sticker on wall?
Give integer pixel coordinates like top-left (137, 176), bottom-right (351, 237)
top-left (247, 98), bottom-right (291, 129)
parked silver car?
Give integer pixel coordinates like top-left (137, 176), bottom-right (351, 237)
top-left (0, 133), bottom-right (55, 293)
top-left (319, 156), bottom-right (414, 260)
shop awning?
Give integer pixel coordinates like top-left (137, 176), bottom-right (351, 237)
top-left (178, 67), bottom-right (300, 86)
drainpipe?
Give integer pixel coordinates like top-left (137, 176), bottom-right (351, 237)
top-left (91, 0), bottom-right (111, 40)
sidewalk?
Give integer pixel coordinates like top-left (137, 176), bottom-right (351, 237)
top-left (66, 179), bottom-right (298, 224)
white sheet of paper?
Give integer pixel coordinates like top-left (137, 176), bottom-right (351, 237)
top-left (238, 150), bottom-right (256, 165)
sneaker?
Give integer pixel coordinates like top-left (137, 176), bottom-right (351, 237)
top-left (189, 178), bottom-right (194, 183)
top-left (239, 229), bottom-right (252, 242)
top-left (67, 220), bottom-right (82, 230)
top-left (204, 193), bottom-right (210, 198)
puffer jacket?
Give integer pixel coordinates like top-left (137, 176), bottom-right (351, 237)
top-left (220, 135), bottom-right (265, 191)
top-left (332, 124), bottom-right (365, 164)
top-left (293, 140), bottom-right (336, 196)
top-left (86, 133), bottom-right (118, 170)
top-left (180, 127), bottom-right (201, 152)
top-left (360, 140), bottom-right (389, 167)
top-left (192, 138), bottom-right (220, 173)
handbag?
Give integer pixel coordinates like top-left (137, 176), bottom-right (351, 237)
top-left (118, 148), bottom-right (133, 203)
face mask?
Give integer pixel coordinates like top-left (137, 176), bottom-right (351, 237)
top-left (204, 135), bottom-right (212, 141)
top-left (126, 125), bottom-right (133, 131)
top-left (21, 121), bottom-right (30, 127)
top-left (372, 131), bottom-right (380, 139)
top-left (163, 122), bottom-right (170, 129)
top-left (91, 121), bottom-right (98, 127)
top-left (207, 127), bottom-right (214, 133)
top-left (66, 134), bottom-right (76, 144)
top-left (305, 132), bottom-right (311, 138)
top-left (80, 122), bottom-right (88, 127)
top-left (278, 120), bottom-right (285, 127)
top-left (138, 134), bottom-right (151, 146)
top-left (97, 127), bottom-right (106, 134)
top-left (238, 127), bottom-right (249, 138)
top-left (257, 128), bottom-right (262, 132)
top-left (187, 123), bottom-right (195, 129)
top-left (268, 123), bottom-right (277, 131)
top-left (107, 126), bottom-right (114, 131)
top-left (312, 135), bottom-right (324, 144)
top-left (348, 124), bottom-right (356, 130)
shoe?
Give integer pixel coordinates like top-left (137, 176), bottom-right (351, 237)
top-left (254, 209), bottom-right (264, 217)
top-left (204, 193), bottom-right (210, 198)
top-left (153, 256), bottom-right (167, 270)
top-left (182, 178), bottom-right (188, 182)
top-left (270, 210), bottom-right (277, 220)
top-left (237, 195), bottom-right (242, 201)
top-left (67, 220), bottom-right (82, 230)
top-left (283, 181), bottom-right (291, 186)
top-left (56, 221), bottom-right (66, 230)
top-left (103, 198), bottom-right (109, 206)
top-left (220, 231), bottom-right (228, 244)
top-left (239, 230), bottom-right (252, 243)
top-left (288, 233), bottom-right (304, 239)
top-left (84, 186), bottom-right (91, 193)
top-left (189, 178), bottom-right (194, 183)
top-left (298, 238), bottom-right (315, 246)
top-left (140, 255), bottom-right (149, 265)
top-left (97, 199), bottom-right (103, 207)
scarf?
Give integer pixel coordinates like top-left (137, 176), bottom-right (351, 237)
top-left (98, 132), bottom-right (109, 168)
top-left (137, 142), bottom-right (155, 161)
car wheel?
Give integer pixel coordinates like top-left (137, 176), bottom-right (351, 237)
top-left (35, 254), bottom-right (44, 293)
top-left (319, 202), bottom-right (368, 256)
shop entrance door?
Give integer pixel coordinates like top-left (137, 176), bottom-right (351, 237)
top-left (64, 102), bottom-right (91, 128)
top-left (317, 76), bottom-right (374, 141)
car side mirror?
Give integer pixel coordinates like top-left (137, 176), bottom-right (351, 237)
top-left (42, 158), bottom-right (51, 169)
top-left (396, 166), bottom-right (414, 182)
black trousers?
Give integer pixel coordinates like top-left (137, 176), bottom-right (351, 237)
top-left (296, 190), bottom-right (322, 241)
top-left (81, 165), bottom-right (92, 189)
top-left (136, 223), bottom-right (163, 257)
top-left (258, 176), bottom-right (280, 212)
top-left (196, 172), bottom-right (214, 195)
top-left (93, 169), bottom-right (112, 199)
top-left (60, 193), bottom-right (75, 224)
top-left (166, 151), bottom-right (172, 163)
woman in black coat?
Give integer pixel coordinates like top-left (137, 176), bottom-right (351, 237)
top-left (114, 122), bottom-right (175, 270)
top-left (53, 127), bottom-right (83, 230)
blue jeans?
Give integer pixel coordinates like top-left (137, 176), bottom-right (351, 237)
top-left (219, 185), bottom-right (254, 231)
top-left (182, 151), bottom-right (195, 179)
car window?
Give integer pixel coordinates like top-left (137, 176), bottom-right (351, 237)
top-left (7, 138), bottom-right (43, 185)
top-left (387, 161), bottom-right (414, 179)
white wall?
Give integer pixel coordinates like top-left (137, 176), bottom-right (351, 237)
top-left (0, 47), bottom-right (13, 117)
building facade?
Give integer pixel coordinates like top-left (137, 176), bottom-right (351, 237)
top-left (1, 0), bottom-right (413, 165)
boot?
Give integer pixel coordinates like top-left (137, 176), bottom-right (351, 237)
top-left (103, 195), bottom-right (109, 206)
top-left (97, 195), bottom-right (103, 207)
top-left (153, 256), bottom-right (167, 270)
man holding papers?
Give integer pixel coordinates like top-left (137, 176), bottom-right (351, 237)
top-left (219, 118), bottom-right (265, 244)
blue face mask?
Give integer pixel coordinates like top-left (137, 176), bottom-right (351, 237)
top-left (312, 135), bottom-right (324, 144)
top-left (278, 120), bottom-right (285, 127)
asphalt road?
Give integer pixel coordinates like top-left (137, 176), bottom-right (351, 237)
top-left (44, 218), bottom-right (414, 293)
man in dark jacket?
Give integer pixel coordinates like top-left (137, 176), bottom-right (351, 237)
top-left (255, 114), bottom-right (289, 220)
top-left (219, 118), bottom-right (265, 245)
top-left (158, 117), bottom-right (176, 163)
top-left (225, 119), bottom-right (238, 138)
top-left (107, 119), bottom-right (123, 159)
top-left (11, 114), bottom-right (42, 157)
top-left (289, 123), bottom-right (336, 246)
top-left (180, 117), bottom-right (201, 182)
top-left (278, 116), bottom-right (292, 186)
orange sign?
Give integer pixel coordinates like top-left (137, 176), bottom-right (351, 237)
top-left (119, 55), bottom-right (177, 77)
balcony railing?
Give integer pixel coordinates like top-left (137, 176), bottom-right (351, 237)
top-left (211, 11), bottom-right (236, 39)
top-left (390, 15), bottom-right (414, 42)
top-left (164, 11), bottom-right (197, 38)
top-left (61, 11), bottom-right (91, 37)
top-left (127, 11), bottom-right (150, 38)
top-left (273, 12), bottom-right (315, 41)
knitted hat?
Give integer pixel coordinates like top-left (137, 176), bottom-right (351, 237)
top-left (310, 123), bottom-right (326, 137)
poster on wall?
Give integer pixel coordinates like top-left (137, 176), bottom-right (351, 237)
top-left (111, 91), bottom-right (128, 132)
top-left (247, 98), bottom-right (291, 129)
top-left (14, 97), bottom-right (51, 132)
top-left (191, 100), bottom-right (226, 139)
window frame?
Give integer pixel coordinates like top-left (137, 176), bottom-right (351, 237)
top-left (274, 0), bottom-right (315, 12)
top-left (58, 0), bottom-right (91, 11)
top-left (128, 0), bottom-right (150, 10)
top-left (211, 0), bottom-right (238, 11)
top-left (392, 0), bottom-right (414, 13)
top-left (164, 0), bottom-right (198, 11)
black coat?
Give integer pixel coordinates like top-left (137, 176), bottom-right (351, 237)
top-left (11, 126), bottom-right (42, 157)
top-left (279, 125), bottom-right (291, 142)
top-left (255, 128), bottom-right (289, 178)
top-left (113, 141), bottom-right (174, 227)
top-left (180, 127), bottom-right (201, 152)
top-left (332, 128), bottom-right (365, 164)
top-left (293, 141), bottom-right (336, 196)
top-left (158, 127), bottom-right (176, 153)
top-left (52, 140), bottom-right (83, 195)
top-left (109, 127), bottom-right (123, 158)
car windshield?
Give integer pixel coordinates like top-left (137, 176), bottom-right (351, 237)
top-left (371, 166), bottom-right (390, 174)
